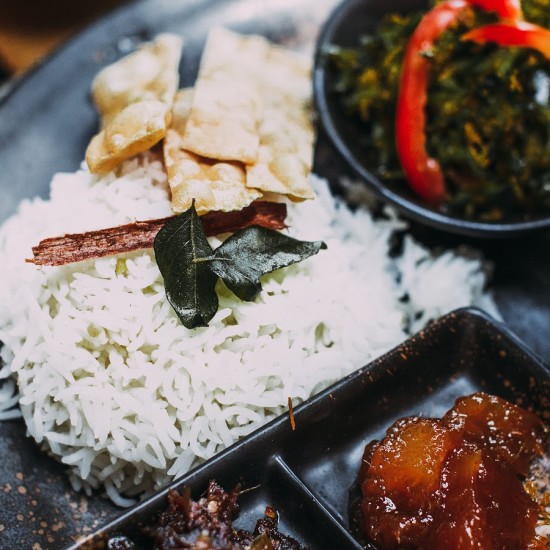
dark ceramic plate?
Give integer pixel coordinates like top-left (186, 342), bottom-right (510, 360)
top-left (65, 308), bottom-right (550, 549)
top-left (313, 0), bottom-right (550, 237)
top-left (1, 0), bottom-right (550, 548)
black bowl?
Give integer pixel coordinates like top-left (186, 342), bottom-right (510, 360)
top-left (313, 0), bottom-right (550, 238)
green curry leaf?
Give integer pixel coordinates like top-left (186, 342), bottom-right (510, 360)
top-left (153, 203), bottom-right (218, 329)
top-left (205, 226), bottom-right (327, 301)
top-left (154, 204), bottom-right (327, 328)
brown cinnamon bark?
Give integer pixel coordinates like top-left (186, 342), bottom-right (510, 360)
top-left (28, 201), bottom-right (287, 266)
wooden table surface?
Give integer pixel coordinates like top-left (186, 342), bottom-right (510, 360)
top-left (0, 0), bottom-right (131, 76)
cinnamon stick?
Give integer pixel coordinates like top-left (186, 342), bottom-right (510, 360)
top-left (29, 201), bottom-right (287, 266)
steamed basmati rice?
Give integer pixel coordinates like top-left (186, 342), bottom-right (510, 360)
top-left (0, 155), bottom-right (497, 504)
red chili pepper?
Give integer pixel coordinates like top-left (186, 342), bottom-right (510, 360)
top-left (396, 0), bottom-right (467, 202)
top-left (468, 0), bottom-right (522, 21)
top-left (396, 0), bottom-right (523, 203)
top-left (463, 21), bottom-right (550, 58)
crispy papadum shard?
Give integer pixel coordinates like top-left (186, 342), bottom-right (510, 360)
top-left (168, 150), bottom-right (262, 215)
top-left (86, 100), bottom-right (171, 174)
top-left (180, 28), bottom-right (266, 163)
top-left (92, 33), bottom-right (183, 126)
top-left (164, 89), bottom-right (261, 214)
top-left (246, 47), bottom-right (315, 200)
top-left (170, 87), bottom-right (195, 134)
top-left (86, 34), bottom-right (182, 174)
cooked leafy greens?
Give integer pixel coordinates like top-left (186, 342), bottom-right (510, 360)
top-left (154, 203), bottom-right (326, 329)
top-left (328, 12), bottom-right (421, 181)
top-left (523, 0), bottom-right (550, 28)
top-left (329, 0), bottom-right (550, 220)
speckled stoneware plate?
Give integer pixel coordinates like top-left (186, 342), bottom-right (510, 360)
top-left (68, 308), bottom-right (549, 549)
top-left (0, 0), bottom-right (549, 547)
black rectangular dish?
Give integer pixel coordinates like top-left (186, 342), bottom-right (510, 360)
top-left (67, 307), bottom-right (550, 549)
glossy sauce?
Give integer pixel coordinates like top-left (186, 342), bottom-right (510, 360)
top-left (358, 393), bottom-right (547, 549)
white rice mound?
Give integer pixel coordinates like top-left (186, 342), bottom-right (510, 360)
top-left (0, 155), bottom-right (497, 505)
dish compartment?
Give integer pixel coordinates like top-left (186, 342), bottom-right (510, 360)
top-left (68, 307), bottom-right (550, 549)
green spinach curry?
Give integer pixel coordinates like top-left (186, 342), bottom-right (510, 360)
top-left (329, 0), bottom-right (550, 221)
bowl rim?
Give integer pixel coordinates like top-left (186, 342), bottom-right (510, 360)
top-left (313, 0), bottom-right (550, 238)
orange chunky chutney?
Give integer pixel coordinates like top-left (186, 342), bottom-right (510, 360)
top-left (358, 392), bottom-right (547, 549)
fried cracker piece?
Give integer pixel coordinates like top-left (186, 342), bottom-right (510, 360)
top-left (245, 46), bottom-right (315, 200)
top-left (164, 89), bottom-right (262, 214)
top-left (180, 28), bottom-right (266, 163)
top-left (86, 100), bottom-right (171, 174)
top-left (92, 33), bottom-right (183, 125)
top-left (181, 28), bottom-right (315, 200)
top-left (86, 34), bottom-right (183, 174)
